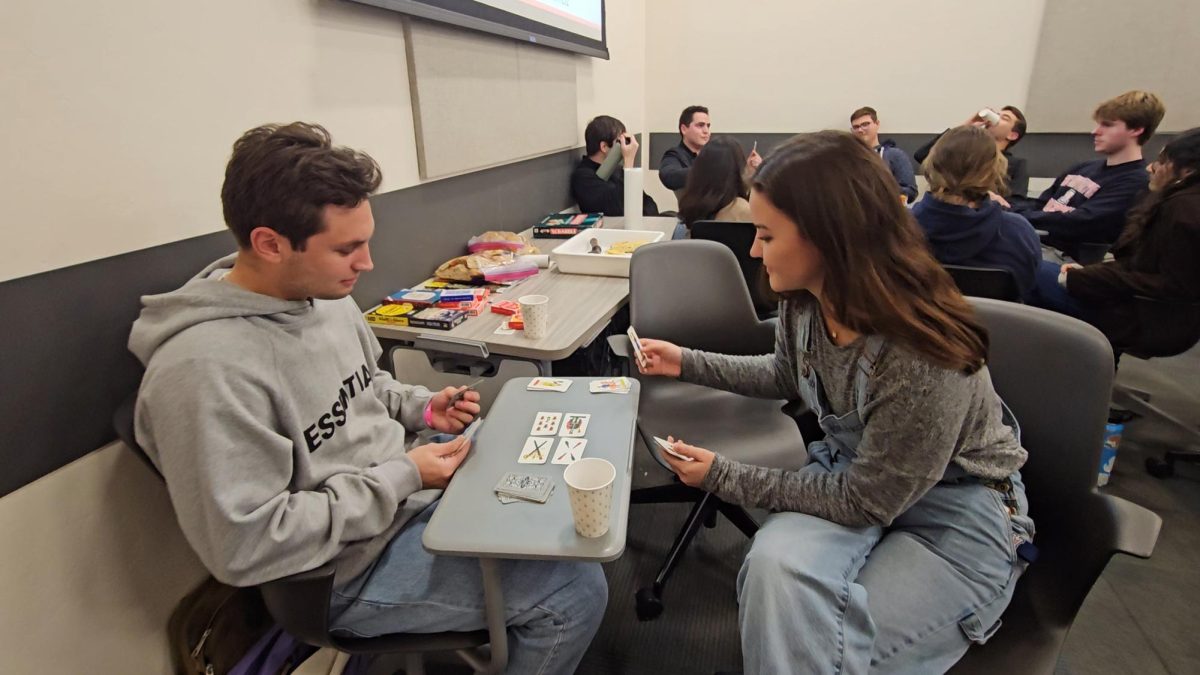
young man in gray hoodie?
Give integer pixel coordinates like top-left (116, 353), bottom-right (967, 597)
top-left (129, 122), bottom-right (606, 674)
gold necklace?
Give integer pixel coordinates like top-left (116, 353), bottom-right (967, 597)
top-left (822, 311), bottom-right (839, 341)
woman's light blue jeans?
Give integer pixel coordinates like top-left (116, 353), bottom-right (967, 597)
top-left (737, 449), bottom-right (1034, 674)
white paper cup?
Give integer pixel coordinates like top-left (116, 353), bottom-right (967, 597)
top-left (563, 457), bottom-right (615, 538)
top-left (519, 294), bottom-right (550, 339)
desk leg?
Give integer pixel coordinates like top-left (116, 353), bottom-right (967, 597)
top-left (456, 557), bottom-right (508, 674)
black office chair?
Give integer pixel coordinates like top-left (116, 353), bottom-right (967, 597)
top-left (616, 240), bottom-right (806, 621)
top-left (948, 299), bottom-right (1161, 674)
top-left (943, 264), bottom-right (1022, 302)
top-left (689, 220), bottom-right (778, 319)
top-left (113, 390), bottom-right (498, 675)
top-left (1106, 296), bottom-right (1200, 479)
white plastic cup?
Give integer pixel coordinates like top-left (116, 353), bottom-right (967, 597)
top-left (563, 457), bottom-right (615, 538)
top-left (519, 294), bottom-right (550, 339)
top-left (978, 108), bottom-right (1001, 127)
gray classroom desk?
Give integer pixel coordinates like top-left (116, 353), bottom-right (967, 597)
top-left (367, 216), bottom-right (678, 374)
top-left (420, 376), bottom-right (641, 674)
top-left (423, 376), bottom-right (641, 562)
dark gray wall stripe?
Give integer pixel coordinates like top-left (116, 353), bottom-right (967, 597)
top-left (649, 132), bottom-right (1175, 183)
top-left (0, 140), bottom-right (616, 497)
top-left (0, 230), bottom-right (236, 497)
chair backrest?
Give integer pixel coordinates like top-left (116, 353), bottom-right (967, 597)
top-left (944, 264), bottom-right (1022, 302)
top-left (113, 381), bottom-right (164, 480)
top-left (114, 377), bottom-right (341, 649)
top-left (952, 299), bottom-right (1122, 671)
top-left (630, 239), bottom-right (776, 354)
top-left (689, 220), bottom-right (777, 318)
top-left (1129, 296), bottom-right (1200, 358)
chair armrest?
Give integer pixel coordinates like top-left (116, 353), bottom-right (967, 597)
top-left (1103, 494), bottom-right (1162, 559)
top-left (608, 334), bottom-right (631, 359)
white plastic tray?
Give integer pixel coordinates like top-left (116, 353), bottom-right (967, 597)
top-left (551, 229), bottom-right (665, 278)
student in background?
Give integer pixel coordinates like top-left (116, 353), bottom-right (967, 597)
top-left (913, 125), bottom-right (1041, 298)
top-left (1004, 90), bottom-right (1166, 259)
top-left (571, 114), bottom-right (659, 217)
top-left (850, 106), bottom-right (918, 203)
top-left (914, 106), bottom-right (1030, 197)
top-left (1031, 127), bottom-right (1200, 354)
top-left (675, 137), bottom-right (753, 237)
top-left (660, 105), bottom-right (762, 195)
top-left (636, 131), bottom-right (1033, 675)
top-left (131, 123), bottom-right (607, 675)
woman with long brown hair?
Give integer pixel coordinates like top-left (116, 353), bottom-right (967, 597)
top-left (677, 136), bottom-right (753, 231)
top-left (914, 125), bottom-right (1042, 298)
top-left (637, 131), bottom-right (1034, 674)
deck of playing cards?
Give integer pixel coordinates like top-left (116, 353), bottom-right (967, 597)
top-left (589, 377), bottom-right (631, 394)
top-left (528, 378), bottom-right (572, 392)
top-left (494, 472), bottom-right (554, 504)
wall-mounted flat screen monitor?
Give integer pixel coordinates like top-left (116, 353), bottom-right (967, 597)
top-left (346, 0), bottom-right (608, 59)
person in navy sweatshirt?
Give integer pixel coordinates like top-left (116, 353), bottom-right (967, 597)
top-left (1030, 127), bottom-right (1200, 354)
top-left (851, 106), bottom-right (918, 203)
top-left (913, 126), bottom-right (1041, 298)
top-left (1003, 90), bottom-right (1165, 260)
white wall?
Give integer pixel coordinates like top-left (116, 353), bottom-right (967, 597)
top-left (1026, 0), bottom-right (1199, 132)
top-left (0, 2), bottom-right (647, 672)
top-left (0, 0), bottom-right (647, 283)
top-left (644, 0), bottom-right (1047, 134)
top-left (0, 444), bottom-right (209, 674)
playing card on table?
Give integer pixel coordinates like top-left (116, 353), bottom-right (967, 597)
top-left (494, 472), bottom-right (554, 503)
top-left (518, 436), bottom-right (553, 464)
top-left (530, 411), bottom-right (562, 436)
top-left (528, 377), bottom-right (573, 392)
top-left (559, 413), bottom-right (590, 437)
top-left (552, 438), bottom-right (588, 465)
top-left (589, 377), bottom-right (631, 394)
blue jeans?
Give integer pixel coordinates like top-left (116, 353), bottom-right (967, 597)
top-left (329, 501), bottom-right (607, 675)
top-left (737, 450), bottom-right (1034, 674)
top-left (1029, 259), bottom-right (1083, 316)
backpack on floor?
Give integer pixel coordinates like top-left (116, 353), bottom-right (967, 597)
top-left (168, 576), bottom-right (276, 675)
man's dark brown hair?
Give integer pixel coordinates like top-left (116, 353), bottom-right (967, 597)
top-left (850, 107), bottom-right (878, 123)
top-left (221, 122), bottom-right (382, 251)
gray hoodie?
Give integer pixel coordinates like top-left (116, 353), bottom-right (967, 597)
top-left (129, 255), bottom-right (434, 587)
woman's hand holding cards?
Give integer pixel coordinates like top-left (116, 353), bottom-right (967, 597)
top-left (659, 436), bottom-right (714, 488)
top-left (636, 338), bottom-right (683, 377)
top-left (429, 385), bottom-right (482, 433)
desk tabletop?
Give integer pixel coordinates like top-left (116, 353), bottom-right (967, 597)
top-left (422, 377), bottom-right (641, 562)
top-left (367, 216), bottom-right (678, 361)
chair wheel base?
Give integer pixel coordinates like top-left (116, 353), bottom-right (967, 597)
top-left (1146, 457), bottom-right (1175, 479)
top-left (635, 587), bottom-right (664, 621)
